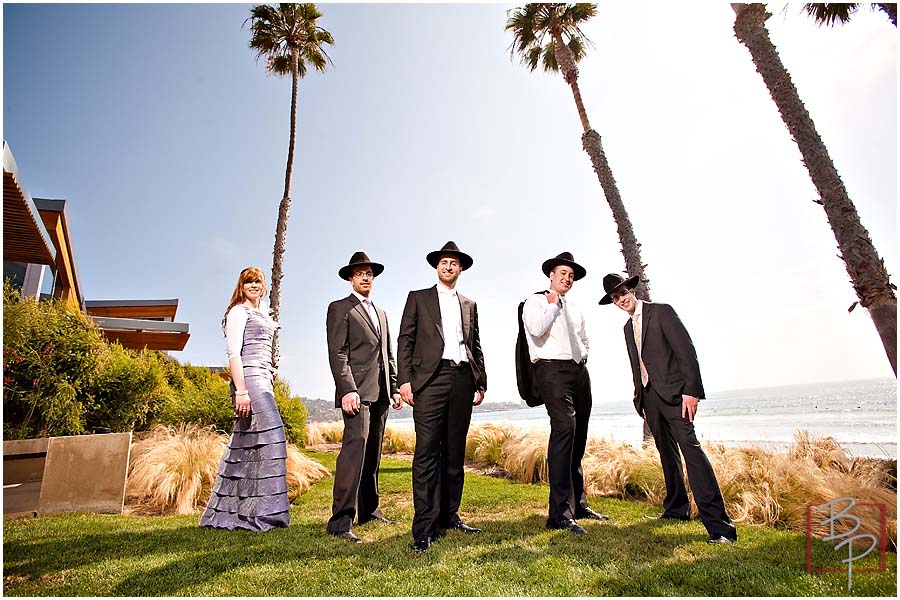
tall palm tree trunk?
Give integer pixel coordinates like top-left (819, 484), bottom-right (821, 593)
top-left (269, 47), bottom-right (300, 367)
top-left (551, 27), bottom-right (653, 441)
top-left (582, 131), bottom-right (652, 301)
top-left (876, 3), bottom-right (897, 26)
top-left (550, 29), bottom-right (652, 301)
top-left (733, 3), bottom-right (897, 375)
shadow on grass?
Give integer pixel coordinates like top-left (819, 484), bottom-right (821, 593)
top-left (4, 454), bottom-right (896, 597)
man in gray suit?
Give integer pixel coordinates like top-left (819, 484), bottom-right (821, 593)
top-left (326, 251), bottom-right (402, 543)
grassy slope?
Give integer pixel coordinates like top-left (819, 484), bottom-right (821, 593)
top-left (3, 451), bottom-right (895, 597)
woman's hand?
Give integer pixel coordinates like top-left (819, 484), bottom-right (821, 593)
top-left (235, 392), bottom-right (251, 417)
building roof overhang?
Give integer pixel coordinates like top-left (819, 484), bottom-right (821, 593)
top-left (91, 316), bottom-right (190, 351)
top-left (85, 299), bottom-right (179, 320)
top-left (3, 141), bottom-right (56, 266)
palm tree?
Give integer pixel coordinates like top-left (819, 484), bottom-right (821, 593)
top-left (246, 3), bottom-right (334, 366)
top-left (507, 4), bottom-right (655, 442)
top-left (506, 3), bottom-right (652, 302)
top-left (803, 3), bottom-right (897, 27)
top-left (732, 3), bottom-right (897, 375)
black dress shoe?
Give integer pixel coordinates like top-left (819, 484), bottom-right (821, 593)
top-left (707, 535), bottom-right (736, 544)
top-left (446, 520), bottom-right (482, 534)
top-left (545, 518), bottom-right (588, 535)
top-left (412, 536), bottom-right (433, 553)
top-left (643, 513), bottom-right (690, 521)
top-left (329, 530), bottom-right (362, 544)
top-left (575, 506), bottom-right (610, 521)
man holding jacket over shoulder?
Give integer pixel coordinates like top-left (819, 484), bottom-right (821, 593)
top-left (522, 252), bottom-right (609, 535)
top-left (397, 241), bottom-right (486, 553)
top-left (599, 272), bottom-right (736, 544)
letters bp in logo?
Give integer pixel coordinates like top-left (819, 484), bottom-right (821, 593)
top-left (806, 497), bottom-right (887, 591)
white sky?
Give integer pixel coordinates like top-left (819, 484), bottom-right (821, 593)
top-left (3, 2), bottom-right (896, 406)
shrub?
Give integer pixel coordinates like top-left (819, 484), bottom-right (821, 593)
top-left (155, 363), bottom-right (233, 432)
top-left (274, 378), bottom-right (308, 447)
top-left (3, 283), bottom-right (104, 439)
top-left (88, 343), bottom-right (172, 433)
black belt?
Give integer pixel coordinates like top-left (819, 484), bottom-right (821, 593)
top-left (537, 358), bottom-right (587, 367)
top-left (440, 359), bottom-right (468, 369)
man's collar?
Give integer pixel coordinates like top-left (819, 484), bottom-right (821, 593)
top-left (632, 299), bottom-right (644, 318)
top-left (437, 282), bottom-right (457, 295)
top-left (352, 291), bottom-right (371, 303)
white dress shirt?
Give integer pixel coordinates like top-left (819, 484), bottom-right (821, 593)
top-left (352, 291), bottom-right (380, 335)
top-left (437, 282), bottom-right (466, 363)
top-left (522, 293), bottom-right (589, 363)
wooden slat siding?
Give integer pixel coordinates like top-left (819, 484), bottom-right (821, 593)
top-left (86, 304), bottom-right (178, 319)
top-left (3, 172), bottom-right (56, 265)
top-left (98, 330), bottom-right (190, 351)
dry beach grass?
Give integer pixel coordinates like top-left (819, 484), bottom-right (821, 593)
top-left (125, 424), bottom-right (330, 514)
top-left (308, 420), bottom-right (896, 545)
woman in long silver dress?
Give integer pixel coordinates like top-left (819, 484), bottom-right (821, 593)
top-left (200, 267), bottom-right (290, 531)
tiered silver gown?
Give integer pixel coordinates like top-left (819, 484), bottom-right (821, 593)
top-left (200, 306), bottom-right (290, 531)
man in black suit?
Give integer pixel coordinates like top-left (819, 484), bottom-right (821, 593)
top-left (326, 252), bottom-right (402, 543)
top-left (397, 241), bottom-right (487, 553)
top-left (600, 273), bottom-right (737, 544)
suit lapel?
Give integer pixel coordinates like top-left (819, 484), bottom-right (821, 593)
top-left (423, 285), bottom-right (444, 341)
top-left (349, 294), bottom-right (379, 338)
top-left (459, 295), bottom-right (471, 342)
top-left (375, 305), bottom-right (386, 341)
top-left (624, 320), bottom-right (640, 376)
top-left (640, 302), bottom-right (651, 349)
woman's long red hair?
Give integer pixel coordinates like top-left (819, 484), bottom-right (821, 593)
top-left (222, 267), bottom-right (267, 329)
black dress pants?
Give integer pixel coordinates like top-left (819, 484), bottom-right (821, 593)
top-left (411, 360), bottom-right (475, 540)
top-left (327, 377), bottom-right (389, 534)
top-left (536, 360), bottom-right (592, 522)
top-left (642, 382), bottom-right (736, 540)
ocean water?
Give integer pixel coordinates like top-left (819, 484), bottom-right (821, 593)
top-left (390, 378), bottom-right (897, 458)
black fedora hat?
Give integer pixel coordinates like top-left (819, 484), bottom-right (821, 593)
top-left (426, 241), bottom-right (474, 271)
top-left (599, 272), bottom-right (640, 305)
top-left (338, 251), bottom-right (385, 280)
top-left (541, 252), bottom-right (587, 281)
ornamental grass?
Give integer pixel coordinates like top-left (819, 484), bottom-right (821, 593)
top-left (381, 425), bottom-right (416, 454)
top-left (125, 424), bottom-right (330, 515)
top-left (303, 417), bottom-right (895, 545)
top-left (305, 420), bottom-right (344, 446)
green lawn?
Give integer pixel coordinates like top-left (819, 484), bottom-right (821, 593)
top-left (3, 451), bottom-right (895, 596)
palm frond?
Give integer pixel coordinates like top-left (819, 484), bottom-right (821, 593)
top-left (803, 3), bottom-right (860, 26)
top-left (245, 3), bottom-right (334, 79)
top-left (567, 35), bottom-right (586, 63)
top-left (506, 3), bottom-right (596, 68)
top-left (541, 41), bottom-right (560, 72)
top-left (525, 45), bottom-right (543, 71)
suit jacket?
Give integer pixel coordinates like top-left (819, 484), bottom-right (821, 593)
top-left (397, 285), bottom-right (487, 394)
top-left (624, 302), bottom-right (705, 416)
top-left (326, 294), bottom-right (398, 407)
